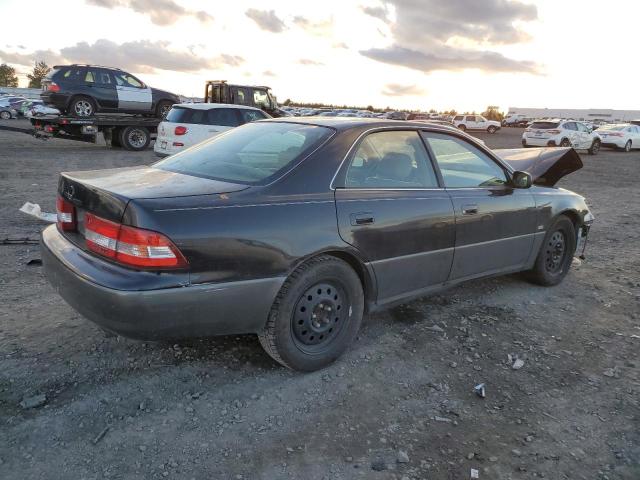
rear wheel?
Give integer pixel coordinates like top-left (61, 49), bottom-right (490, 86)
top-left (588, 139), bottom-right (600, 155)
top-left (458, 124), bottom-right (467, 131)
top-left (258, 255), bottom-right (364, 371)
top-left (487, 125), bottom-right (497, 134)
top-left (69, 96), bottom-right (96, 117)
top-left (624, 140), bottom-right (632, 152)
top-left (526, 215), bottom-right (576, 286)
top-left (156, 100), bottom-right (173, 119)
top-left (560, 138), bottom-right (571, 147)
top-left (119, 126), bottom-right (150, 151)
top-left (0, 110), bottom-right (10, 120)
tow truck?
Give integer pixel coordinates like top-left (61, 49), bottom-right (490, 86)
top-left (29, 114), bottom-right (160, 151)
top-left (204, 80), bottom-right (286, 117)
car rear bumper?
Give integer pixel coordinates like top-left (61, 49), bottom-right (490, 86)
top-left (41, 225), bottom-right (284, 340)
top-left (600, 139), bottom-right (625, 148)
top-left (523, 137), bottom-right (556, 146)
top-left (40, 92), bottom-right (69, 110)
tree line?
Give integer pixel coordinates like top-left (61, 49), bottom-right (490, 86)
top-left (0, 61), bottom-right (51, 88)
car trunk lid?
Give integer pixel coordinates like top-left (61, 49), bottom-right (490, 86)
top-left (58, 166), bottom-right (248, 244)
top-left (493, 147), bottom-right (583, 187)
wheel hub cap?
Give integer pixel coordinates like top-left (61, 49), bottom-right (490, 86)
top-left (292, 282), bottom-right (344, 348)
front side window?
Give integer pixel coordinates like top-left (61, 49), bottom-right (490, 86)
top-left (114, 73), bottom-right (143, 88)
top-left (240, 109), bottom-right (268, 123)
top-left (423, 133), bottom-right (507, 188)
top-left (576, 123), bottom-right (589, 132)
top-left (155, 122), bottom-right (333, 185)
top-left (344, 131), bottom-right (438, 188)
top-left (253, 89), bottom-right (270, 108)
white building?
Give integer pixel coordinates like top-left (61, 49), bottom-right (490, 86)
top-left (507, 107), bottom-right (640, 122)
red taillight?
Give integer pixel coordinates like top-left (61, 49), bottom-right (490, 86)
top-left (174, 126), bottom-right (187, 135)
top-left (56, 196), bottom-right (76, 231)
top-left (84, 213), bottom-right (188, 269)
top-left (47, 82), bottom-right (60, 93)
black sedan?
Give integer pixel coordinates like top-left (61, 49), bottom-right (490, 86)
top-left (42, 118), bottom-right (593, 371)
top-left (41, 64), bottom-right (180, 118)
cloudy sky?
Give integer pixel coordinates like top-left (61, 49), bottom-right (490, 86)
top-left (0, 0), bottom-right (635, 112)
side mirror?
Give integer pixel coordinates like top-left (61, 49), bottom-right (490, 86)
top-left (512, 171), bottom-right (532, 189)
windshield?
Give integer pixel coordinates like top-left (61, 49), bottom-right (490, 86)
top-left (155, 122), bottom-right (333, 185)
top-left (530, 121), bottom-right (560, 129)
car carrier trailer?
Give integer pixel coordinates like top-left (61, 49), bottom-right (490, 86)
top-left (30, 114), bottom-right (160, 151)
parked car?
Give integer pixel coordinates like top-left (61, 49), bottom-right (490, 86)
top-left (0, 96), bottom-right (25, 105)
top-left (595, 123), bottom-right (640, 152)
top-left (502, 114), bottom-right (530, 127)
top-left (16, 99), bottom-right (44, 116)
top-left (453, 115), bottom-right (501, 133)
top-left (42, 118), bottom-right (593, 371)
top-left (0, 105), bottom-right (17, 119)
top-left (154, 103), bottom-right (270, 157)
top-left (41, 64), bottom-right (180, 118)
top-left (522, 119), bottom-right (601, 154)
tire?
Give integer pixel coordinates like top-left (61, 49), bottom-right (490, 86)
top-left (487, 125), bottom-right (497, 134)
top-left (560, 138), bottom-right (571, 148)
top-left (588, 139), bottom-right (600, 155)
top-left (526, 215), bottom-right (576, 286)
top-left (119, 126), bottom-right (150, 151)
top-left (156, 100), bottom-right (173, 119)
top-left (624, 140), bottom-right (632, 152)
top-left (258, 255), bottom-right (365, 372)
top-left (68, 96), bottom-right (96, 117)
top-left (458, 124), bottom-right (467, 131)
top-left (0, 110), bottom-right (10, 120)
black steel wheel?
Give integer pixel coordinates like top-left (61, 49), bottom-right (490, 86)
top-left (526, 215), bottom-right (576, 286)
top-left (259, 255), bottom-right (364, 371)
top-left (291, 282), bottom-right (347, 353)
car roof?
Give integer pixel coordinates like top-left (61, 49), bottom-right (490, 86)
top-left (171, 103), bottom-right (262, 111)
top-left (260, 116), bottom-right (461, 133)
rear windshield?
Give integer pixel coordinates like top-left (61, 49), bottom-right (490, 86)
top-left (530, 121), bottom-right (560, 129)
top-left (597, 124), bottom-right (626, 131)
top-left (155, 122), bottom-right (333, 185)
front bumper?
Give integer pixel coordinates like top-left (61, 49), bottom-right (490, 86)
top-left (41, 225), bottom-right (284, 340)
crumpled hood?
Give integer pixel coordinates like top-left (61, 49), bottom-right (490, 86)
top-left (494, 147), bottom-right (583, 187)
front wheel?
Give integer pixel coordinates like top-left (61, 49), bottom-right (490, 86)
top-left (258, 255), bottom-right (364, 371)
top-left (624, 140), bottom-right (632, 152)
top-left (0, 110), bottom-right (11, 120)
top-left (525, 216), bottom-right (576, 286)
top-left (588, 139), bottom-right (600, 155)
top-left (487, 125), bottom-right (497, 134)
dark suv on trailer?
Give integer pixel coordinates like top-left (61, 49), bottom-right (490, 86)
top-left (41, 64), bottom-right (180, 118)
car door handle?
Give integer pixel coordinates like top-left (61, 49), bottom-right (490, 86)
top-left (462, 204), bottom-right (479, 215)
top-left (350, 212), bottom-right (375, 226)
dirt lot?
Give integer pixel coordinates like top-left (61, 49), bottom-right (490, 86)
top-left (0, 122), bottom-right (638, 480)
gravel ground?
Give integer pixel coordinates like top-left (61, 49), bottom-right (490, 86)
top-left (0, 122), bottom-right (638, 480)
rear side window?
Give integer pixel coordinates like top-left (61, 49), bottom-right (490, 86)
top-left (57, 67), bottom-right (85, 83)
top-left (207, 108), bottom-right (241, 127)
top-left (165, 107), bottom-right (209, 124)
top-left (530, 121), bottom-right (560, 129)
top-left (454, 115), bottom-right (463, 121)
top-left (344, 131), bottom-right (438, 188)
top-left (155, 122), bottom-right (333, 185)
top-left (563, 122), bottom-right (577, 131)
top-left (423, 133), bottom-right (507, 188)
